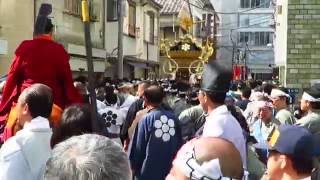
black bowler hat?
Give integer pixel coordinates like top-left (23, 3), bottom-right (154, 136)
top-left (201, 62), bottom-right (232, 93)
top-left (34, 3), bottom-right (53, 36)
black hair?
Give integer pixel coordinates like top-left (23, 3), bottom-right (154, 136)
top-left (230, 83), bottom-right (238, 91)
top-left (144, 85), bottom-right (165, 105)
top-left (44, 18), bottom-right (54, 34)
top-left (205, 91), bottom-right (227, 105)
top-left (256, 80), bottom-right (263, 86)
top-left (138, 80), bottom-right (152, 89)
top-left (262, 83), bottom-right (274, 95)
top-left (51, 105), bottom-right (93, 147)
top-left (310, 102), bottom-right (320, 110)
top-left (23, 84), bottom-right (53, 119)
top-left (248, 80), bottom-right (258, 90)
top-left (241, 87), bottom-right (252, 99)
top-left (290, 156), bottom-right (314, 175)
top-left (237, 81), bottom-right (246, 90)
top-left (74, 76), bottom-right (88, 84)
top-left (105, 85), bottom-right (117, 105)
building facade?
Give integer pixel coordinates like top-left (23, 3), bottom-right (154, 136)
top-left (275, 0), bottom-right (320, 88)
top-left (0, 0), bottom-right (107, 77)
top-left (0, 0), bottom-right (35, 74)
top-left (0, 0), bottom-right (161, 79)
top-left (157, 0), bottom-right (217, 78)
top-left (211, 0), bottom-right (275, 80)
top-left (105, 0), bottom-right (161, 79)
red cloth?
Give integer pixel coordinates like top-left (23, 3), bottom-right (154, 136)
top-left (0, 37), bottom-right (82, 125)
top-left (233, 65), bottom-right (241, 80)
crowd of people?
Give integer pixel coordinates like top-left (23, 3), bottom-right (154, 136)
top-left (0, 61), bottom-right (319, 179)
top-left (0, 3), bottom-right (318, 180)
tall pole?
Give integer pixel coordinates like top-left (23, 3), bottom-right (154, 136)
top-left (230, 29), bottom-right (235, 71)
top-left (145, 42), bottom-right (149, 80)
top-left (186, 0), bottom-right (193, 21)
top-left (117, 0), bottom-right (124, 79)
top-left (81, 0), bottom-right (98, 131)
top-left (187, 0), bottom-right (193, 34)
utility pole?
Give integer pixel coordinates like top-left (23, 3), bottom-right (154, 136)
top-left (230, 29), bottom-right (236, 71)
top-left (81, 0), bottom-right (98, 132)
top-left (117, 0), bottom-right (124, 79)
top-left (187, 0), bottom-right (193, 20)
top-left (145, 41), bottom-right (149, 80)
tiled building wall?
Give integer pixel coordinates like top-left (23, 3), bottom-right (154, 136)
top-left (286, 0), bottom-right (320, 88)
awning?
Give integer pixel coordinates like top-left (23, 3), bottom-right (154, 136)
top-left (128, 62), bottom-right (152, 69)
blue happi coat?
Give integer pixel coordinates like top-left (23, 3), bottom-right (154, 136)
top-left (129, 108), bottom-right (183, 180)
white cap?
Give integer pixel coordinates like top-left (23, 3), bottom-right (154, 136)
top-left (302, 92), bottom-right (320, 102)
top-left (270, 89), bottom-right (290, 99)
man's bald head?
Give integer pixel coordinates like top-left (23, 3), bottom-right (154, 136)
top-left (18, 83), bottom-right (53, 119)
top-left (166, 137), bottom-right (243, 180)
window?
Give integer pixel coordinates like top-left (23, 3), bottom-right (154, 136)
top-left (239, 32), bottom-right (273, 46)
top-left (241, 0), bottom-right (250, 8)
top-left (145, 12), bottom-right (155, 43)
top-left (254, 32), bottom-right (260, 45)
top-left (240, 0), bottom-right (270, 8)
top-left (239, 32), bottom-right (249, 43)
top-left (128, 2), bottom-right (136, 37)
top-left (64, 0), bottom-right (99, 20)
top-left (195, 17), bottom-right (201, 38)
top-left (107, 0), bottom-right (118, 21)
top-left (64, 0), bottom-right (82, 16)
top-left (201, 13), bottom-right (214, 36)
top-left (277, 5), bottom-right (283, 15)
top-left (240, 14), bottom-right (272, 28)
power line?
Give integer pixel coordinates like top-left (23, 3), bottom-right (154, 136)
top-left (218, 16), bottom-right (272, 29)
top-left (219, 15), bottom-right (273, 29)
top-left (231, 20), bottom-right (273, 30)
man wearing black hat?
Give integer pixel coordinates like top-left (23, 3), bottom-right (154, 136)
top-left (296, 84), bottom-right (320, 134)
top-left (198, 62), bottom-right (247, 168)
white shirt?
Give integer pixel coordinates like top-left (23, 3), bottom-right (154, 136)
top-left (96, 99), bottom-right (107, 111)
top-left (0, 116), bottom-right (52, 180)
top-left (119, 94), bottom-right (137, 115)
top-left (98, 107), bottom-right (126, 135)
top-left (202, 105), bottom-right (247, 168)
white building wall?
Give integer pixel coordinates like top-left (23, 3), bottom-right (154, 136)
top-left (274, 0), bottom-right (288, 66)
top-left (0, 0), bottom-right (34, 74)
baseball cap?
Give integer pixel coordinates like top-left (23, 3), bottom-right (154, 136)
top-left (255, 125), bottom-right (316, 158)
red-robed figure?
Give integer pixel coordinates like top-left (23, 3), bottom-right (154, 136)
top-left (0, 4), bottom-right (82, 141)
